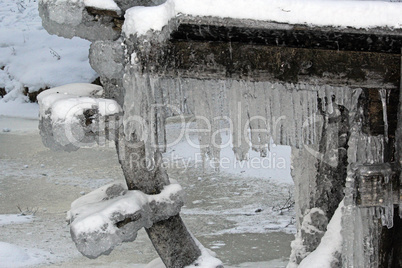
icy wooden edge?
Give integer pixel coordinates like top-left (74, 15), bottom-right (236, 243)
top-left (67, 182), bottom-right (185, 258)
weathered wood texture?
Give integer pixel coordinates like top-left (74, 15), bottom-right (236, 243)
top-left (115, 139), bottom-right (202, 268)
top-left (141, 41), bottom-right (400, 87)
top-left (172, 17), bottom-right (402, 54)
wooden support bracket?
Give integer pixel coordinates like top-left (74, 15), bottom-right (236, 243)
top-left (355, 163), bottom-right (401, 207)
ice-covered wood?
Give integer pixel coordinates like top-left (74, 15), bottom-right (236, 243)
top-left (355, 163), bottom-right (400, 208)
top-left (122, 70), bottom-right (363, 162)
top-left (67, 182), bottom-right (184, 258)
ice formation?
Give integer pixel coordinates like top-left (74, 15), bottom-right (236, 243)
top-left (37, 83), bottom-right (122, 151)
top-left (341, 104), bottom-right (400, 267)
top-left (123, 75), bottom-right (362, 163)
top-left (67, 182), bottom-right (184, 258)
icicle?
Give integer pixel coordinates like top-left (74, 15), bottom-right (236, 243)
top-left (150, 76), bottom-right (167, 153)
top-left (311, 90), bottom-right (321, 145)
top-left (250, 82), bottom-right (269, 156)
top-left (366, 136), bottom-right (374, 164)
top-left (301, 90), bottom-right (310, 145)
top-left (399, 173), bottom-right (402, 219)
top-left (123, 72), bottom-right (161, 165)
top-left (247, 82), bottom-right (261, 153)
top-left (361, 207), bottom-right (380, 267)
top-left (143, 79), bottom-right (367, 163)
top-left (342, 171), bottom-right (357, 268)
top-left (271, 84), bottom-right (282, 145)
top-left (279, 86), bottom-right (287, 145)
top-left (264, 82), bottom-right (273, 151)
top-left (317, 86), bottom-right (326, 109)
top-left (378, 88), bottom-right (389, 144)
top-left (381, 174), bottom-right (394, 228)
top-left (292, 88), bottom-right (302, 148)
top-left (229, 79), bottom-right (250, 161)
top-left (325, 85), bottom-right (334, 115)
top-left (186, 79), bottom-right (220, 166)
top-left (206, 79), bottom-right (223, 165)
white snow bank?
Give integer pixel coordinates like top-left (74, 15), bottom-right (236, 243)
top-left (188, 238), bottom-right (224, 268)
top-left (0, 214), bottom-right (34, 226)
top-left (298, 200), bottom-right (344, 268)
top-left (37, 83), bottom-right (121, 122)
top-left (123, 0), bottom-right (175, 36)
top-left (0, 242), bottom-right (52, 268)
top-left (0, 101), bottom-right (38, 119)
top-left (0, 0), bottom-right (97, 102)
top-left (143, 236), bottom-right (223, 268)
top-left (123, 0), bottom-right (402, 36)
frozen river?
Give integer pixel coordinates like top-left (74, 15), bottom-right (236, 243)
top-left (0, 116), bottom-right (295, 267)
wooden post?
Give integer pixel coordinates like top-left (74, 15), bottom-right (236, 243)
top-left (116, 131), bottom-right (202, 268)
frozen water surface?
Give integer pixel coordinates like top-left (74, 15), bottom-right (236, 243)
top-left (0, 117), bottom-right (294, 267)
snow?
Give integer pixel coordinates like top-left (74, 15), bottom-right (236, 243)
top-left (123, 0), bottom-right (402, 36)
top-left (141, 237), bottom-right (224, 268)
top-left (0, 101), bottom-right (38, 119)
top-left (0, 214), bottom-right (34, 225)
top-left (84, 0), bottom-right (121, 12)
top-left (68, 182), bottom-right (184, 233)
top-left (298, 200), bottom-right (344, 268)
top-left (0, 242), bottom-right (52, 268)
top-left (37, 83), bottom-right (121, 122)
top-left (187, 238), bottom-right (224, 268)
top-left (0, 0), bottom-right (97, 105)
top-left (67, 182), bottom-right (186, 258)
top-left (123, 1), bottom-right (175, 35)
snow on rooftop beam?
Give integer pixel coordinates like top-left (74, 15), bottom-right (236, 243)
top-left (122, 0), bottom-right (402, 37)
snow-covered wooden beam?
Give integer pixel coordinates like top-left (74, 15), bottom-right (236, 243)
top-left (67, 182), bottom-right (184, 258)
top-left (37, 83), bottom-right (122, 152)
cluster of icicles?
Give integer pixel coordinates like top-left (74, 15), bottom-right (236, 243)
top-left (123, 75), bottom-right (362, 161)
top-left (123, 75), bottom-right (401, 223)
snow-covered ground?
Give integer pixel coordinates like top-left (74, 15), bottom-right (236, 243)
top-left (0, 0), bottom-right (97, 105)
